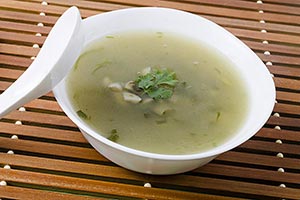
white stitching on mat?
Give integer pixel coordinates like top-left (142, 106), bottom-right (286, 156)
top-left (276, 152), bottom-right (284, 158)
top-left (277, 168), bottom-right (285, 172)
top-left (37, 22), bottom-right (44, 27)
top-left (276, 139), bottom-right (283, 144)
top-left (15, 121), bottom-right (22, 125)
top-left (279, 184), bottom-right (286, 188)
top-left (274, 126), bottom-right (281, 130)
top-left (0, 181), bottom-right (7, 186)
top-left (11, 135), bottom-right (18, 140)
top-left (262, 40), bottom-right (268, 44)
top-left (7, 150), bottom-right (14, 154)
top-left (18, 107), bottom-right (26, 112)
top-left (144, 182), bottom-right (152, 187)
top-left (0, 1), bottom-right (49, 189)
top-left (33, 44), bottom-right (40, 48)
top-left (266, 61), bottom-right (273, 66)
top-left (257, 4), bottom-right (273, 70)
top-left (257, 1), bottom-right (288, 191)
top-left (3, 165), bottom-right (11, 169)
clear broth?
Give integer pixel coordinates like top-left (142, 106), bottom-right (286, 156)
top-left (67, 31), bottom-right (249, 155)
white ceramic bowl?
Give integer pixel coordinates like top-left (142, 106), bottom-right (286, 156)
top-left (53, 7), bottom-right (275, 175)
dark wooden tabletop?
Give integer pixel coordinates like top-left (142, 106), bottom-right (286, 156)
top-left (0, 0), bottom-right (300, 199)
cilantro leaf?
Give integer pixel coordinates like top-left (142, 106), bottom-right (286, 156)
top-left (147, 87), bottom-right (173, 99)
top-left (76, 110), bottom-right (90, 120)
top-left (107, 129), bottom-right (119, 142)
top-left (154, 69), bottom-right (178, 86)
top-left (137, 73), bottom-right (154, 89)
top-left (135, 68), bottom-right (178, 100)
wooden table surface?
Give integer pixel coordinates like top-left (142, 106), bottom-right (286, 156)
top-left (0, 0), bottom-right (300, 199)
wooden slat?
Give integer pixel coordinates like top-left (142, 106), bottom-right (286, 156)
top-left (2, 0), bottom-right (300, 25)
top-left (0, 81), bottom-right (11, 91)
top-left (0, 54), bottom-right (33, 68)
top-left (256, 127), bottom-right (300, 141)
top-left (205, 15), bottom-right (300, 35)
top-left (2, 5), bottom-right (300, 38)
top-left (263, 0), bottom-right (300, 6)
top-left (0, 137), bottom-right (107, 161)
top-left (158, 0), bottom-right (300, 25)
top-left (276, 91), bottom-right (300, 103)
top-left (0, 169), bottom-right (233, 200)
top-left (0, 153), bottom-right (292, 186)
top-left (217, 151), bottom-right (300, 170)
top-left (0, 186), bottom-right (105, 200)
top-left (0, 121), bottom-right (86, 143)
top-left (267, 116), bottom-right (300, 128)
top-left (0, 20), bottom-right (51, 34)
top-left (1, 0), bottom-right (299, 199)
top-left (3, 110), bottom-right (75, 127)
top-left (273, 103), bottom-right (300, 116)
top-left (245, 41), bottom-right (300, 56)
top-left (25, 98), bottom-right (63, 112)
top-left (2, 168), bottom-right (297, 200)
top-left (0, 30), bottom-right (45, 45)
top-left (274, 77), bottom-right (300, 91)
top-left (0, 153), bottom-right (299, 200)
top-left (177, 0), bottom-right (300, 15)
top-left (0, 68), bottom-right (23, 80)
top-left (29, 0), bottom-right (130, 12)
top-left (42, 1), bottom-right (300, 35)
top-left (0, 153), bottom-right (299, 185)
top-left (195, 163), bottom-right (300, 184)
top-left (0, 14), bottom-right (300, 45)
top-left (1, 135), bottom-right (299, 170)
top-left (268, 65), bottom-right (300, 78)
top-left (226, 27), bottom-right (300, 45)
top-left (257, 53), bottom-right (300, 65)
top-left (239, 140), bottom-right (300, 155)
top-left (0, 10), bottom-right (57, 24)
top-left (0, 44), bottom-right (39, 57)
top-left (0, 0), bottom-right (101, 18)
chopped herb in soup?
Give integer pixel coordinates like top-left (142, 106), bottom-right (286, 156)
top-left (67, 31), bottom-right (249, 155)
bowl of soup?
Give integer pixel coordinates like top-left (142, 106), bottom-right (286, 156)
top-left (53, 7), bottom-right (275, 174)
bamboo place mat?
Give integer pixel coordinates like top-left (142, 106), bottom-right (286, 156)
top-left (0, 0), bottom-right (300, 199)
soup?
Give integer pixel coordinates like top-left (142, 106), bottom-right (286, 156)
top-left (66, 31), bottom-right (249, 155)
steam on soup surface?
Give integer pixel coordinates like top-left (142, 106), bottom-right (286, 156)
top-left (67, 31), bottom-right (249, 155)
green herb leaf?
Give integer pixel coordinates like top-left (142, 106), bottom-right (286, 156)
top-left (135, 68), bottom-right (178, 100)
top-left (216, 112), bottom-right (221, 121)
top-left (137, 73), bottom-right (154, 89)
top-left (92, 60), bottom-right (111, 74)
top-left (105, 35), bottom-right (114, 39)
top-left (76, 110), bottom-right (89, 120)
top-left (108, 129), bottom-right (119, 142)
top-left (154, 70), bottom-right (178, 86)
top-left (147, 87), bottom-right (173, 100)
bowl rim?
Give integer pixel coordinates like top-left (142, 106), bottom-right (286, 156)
top-left (53, 7), bottom-right (276, 161)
